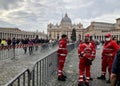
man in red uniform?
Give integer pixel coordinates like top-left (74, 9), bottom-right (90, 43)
top-left (57, 34), bottom-right (68, 81)
top-left (78, 34), bottom-right (96, 86)
top-left (97, 33), bottom-right (120, 83)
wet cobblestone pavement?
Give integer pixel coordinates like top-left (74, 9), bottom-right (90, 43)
top-left (49, 46), bottom-right (110, 86)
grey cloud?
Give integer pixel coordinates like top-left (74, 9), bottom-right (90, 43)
top-left (0, 0), bottom-right (24, 10)
top-left (80, 0), bottom-right (120, 18)
top-left (0, 0), bottom-right (120, 32)
top-left (7, 11), bottom-right (38, 23)
top-left (0, 20), bottom-right (17, 27)
top-left (64, 0), bottom-right (120, 20)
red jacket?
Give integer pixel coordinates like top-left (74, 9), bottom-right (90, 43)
top-left (102, 40), bottom-right (120, 59)
top-left (58, 39), bottom-right (68, 56)
top-left (78, 42), bottom-right (96, 60)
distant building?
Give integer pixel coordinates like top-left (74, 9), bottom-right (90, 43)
top-left (47, 13), bottom-right (84, 41)
top-left (0, 27), bottom-right (47, 39)
top-left (86, 18), bottom-right (120, 41)
top-left (47, 13), bottom-right (120, 41)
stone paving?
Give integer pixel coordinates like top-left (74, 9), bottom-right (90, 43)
top-left (0, 47), bottom-right (57, 86)
top-left (49, 45), bottom-right (110, 86)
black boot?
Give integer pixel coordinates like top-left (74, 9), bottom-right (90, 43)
top-left (97, 75), bottom-right (106, 80)
top-left (62, 74), bottom-right (67, 79)
top-left (78, 82), bottom-right (84, 86)
top-left (83, 75), bottom-right (86, 81)
top-left (58, 76), bottom-right (66, 81)
top-left (85, 82), bottom-right (89, 86)
top-left (106, 79), bottom-right (110, 83)
top-left (90, 77), bottom-right (93, 81)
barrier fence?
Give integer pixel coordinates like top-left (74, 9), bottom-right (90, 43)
top-left (31, 51), bottom-right (58, 86)
top-left (5, 69), bottom-right (31, 86)
top-left (5, 42), bottom-right (79, 86)
top-left (0, 43), bottom-right (56, 61)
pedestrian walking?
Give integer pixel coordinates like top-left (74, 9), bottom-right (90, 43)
top-left (1, 39), bottom-right (7, 46)
top-left (28, 39), bottom-right (33, 55)
top-left (22, 38), bottom-right (28, 54)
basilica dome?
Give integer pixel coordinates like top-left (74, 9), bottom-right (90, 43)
top-left (61, 13), bottom-right (72, 24)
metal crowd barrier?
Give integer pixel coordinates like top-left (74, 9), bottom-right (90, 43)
top-left (67, 41), bottom-right (80, 52)
top-left (0, 43), bottom-right (54, 61)
top-left (5, 69), bottom-right (31, 86)
top-left (31, 51), bottom-right (58, 86)
top-left (5, 42), bottom-right (79, 86)
top-left (31, 42), bottom-right (78, 86)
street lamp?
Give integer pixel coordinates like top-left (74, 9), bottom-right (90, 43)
top-left (82, 30), bottom-right (84, 40)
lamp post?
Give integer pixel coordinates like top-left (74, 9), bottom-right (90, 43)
top-left (49, 28), bottom-right (51, 39)
top-left (82, 29), bottom-right (84, 40)
top-left (66, 27), bottom-right (68, 40)
top-left (66, 27), bottom-right (68, 36)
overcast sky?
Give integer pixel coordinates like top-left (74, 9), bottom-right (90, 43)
top-left (0, 0), bottom-right (120, 33)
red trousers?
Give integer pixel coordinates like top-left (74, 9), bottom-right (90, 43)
top-left (58, 55), bottom-right (66, 77)
top-left (79, 57), bottom-right (91, 82)
top-left (102, 58), bottom-right (113, 75)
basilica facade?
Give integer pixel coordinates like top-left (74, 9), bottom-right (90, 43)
top-left (47, 13), bottom-right (84, 41)
top-left (47, 13), bottom-right (120, 41)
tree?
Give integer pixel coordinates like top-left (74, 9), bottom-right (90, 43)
top-left (71, 28), bottom-right (76, 42)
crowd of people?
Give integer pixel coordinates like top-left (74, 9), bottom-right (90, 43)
top-left (0, 37), bottom-right (58, 55)
top-left (0, 38), bottom-right (50, 46)
top-left (57, 33), bottom-right (120, 86)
